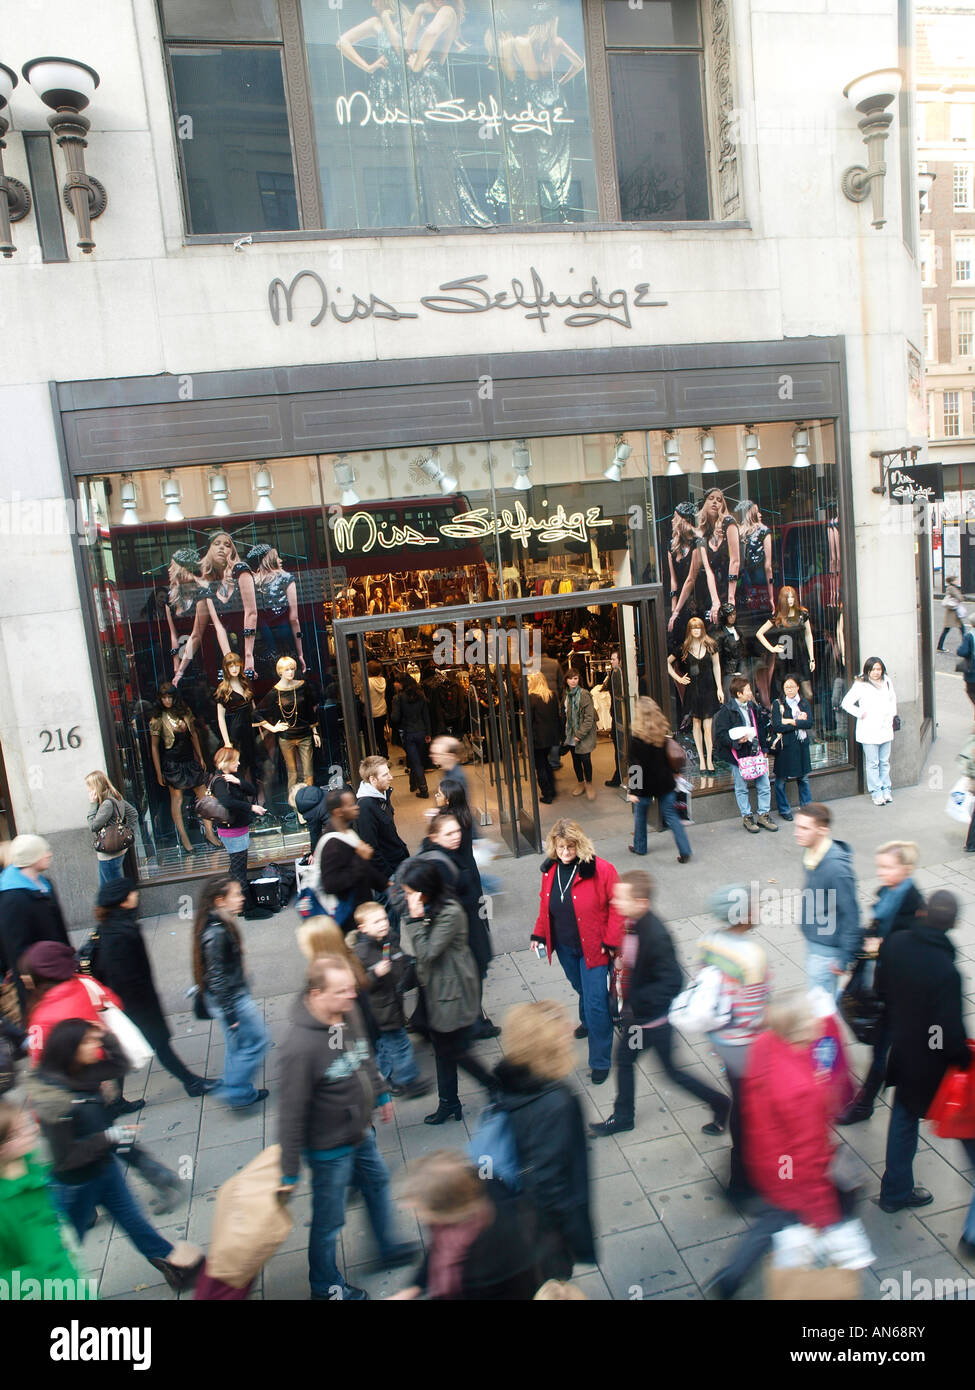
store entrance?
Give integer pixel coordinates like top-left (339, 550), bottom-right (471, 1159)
top-left (333, 585), bottom-right (665, 856)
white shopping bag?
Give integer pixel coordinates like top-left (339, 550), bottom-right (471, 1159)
top-left (945, 777), bottom-right (975, 825)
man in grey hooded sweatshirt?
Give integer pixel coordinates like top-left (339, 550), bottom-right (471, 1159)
top-left (793, 802), bottom-right (862, 998)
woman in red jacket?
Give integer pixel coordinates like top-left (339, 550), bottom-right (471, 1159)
top-left (531, 819), bottom-right (625, 1084)
top-left (708, 996), bottom-right (871, 1298)
top-left (21, 942), bottom-right (124, 1070)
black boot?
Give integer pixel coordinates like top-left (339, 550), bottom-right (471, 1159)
top-left (836, 1091), bottom-right (875, 1126)
top-left (149, 1242), bottom-right (204, 1293)
top-left (424, 1100), bottom-right (462, 1125)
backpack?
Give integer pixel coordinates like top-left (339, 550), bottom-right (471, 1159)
top-left (93, 798), bottom-right (135, 856)
top-left (956, 631), bottom-right (975, 678)
top-left (468, 1104), bottom-right (522, 1192)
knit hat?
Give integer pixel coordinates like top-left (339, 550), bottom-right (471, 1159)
top-left (21, 940), bottom-right (76, 982)
top-left (9, 834), bottom-right (51, 870)
top-left (294, 785), bottom-right (326, 817)
top-left (924, 890), bottom-right (958, 933)
top-left (710, 883), bottom-right (752, 928)
top-left (96, 876), bottom-right (137, 909)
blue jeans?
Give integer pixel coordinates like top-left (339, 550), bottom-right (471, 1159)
top-left (882, 1095), bottom-right (975, 1222)
top-left (774, 775), bottom-right (811, 816)
top-left (731, 765), bottom-right (770, 816)
top-left (555, 943), bottom-right (613, 1071)
top-left (51, 1157), bottom-right (172, 1262)
top-left (308, 1129), bottom-right (399, 1297)
top-left (205, 989), bottom-right (271, 1108)
top-left (863, 741), bottom-right (892, 798)
top-left (632, 793), bottom-right (691, 858)
top-left (806, 949), bottom-right (842, 999)
top-left (97, 856), bottom-right (126, 885)
top-left (374, 1027), bottom-right (419, 1086)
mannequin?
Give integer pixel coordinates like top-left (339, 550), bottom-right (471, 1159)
top-left (149, 684), bottom-right (220, 852)
top-left (697, 489), bottom-right (740, 622)
top-left (166, 548), bottom-right (212, 687)
top-left (247, 544), bottom-right (306, 675)
top-left (668, 504), bottom-right (719, 644)
top-left (756, 587), bottom-right (815, 704)
top-left (715, 603), bottom-right (746, 701)
top-left (214, 653), bottom-right (259, 788)
top-left (734, 501), bottom-right (774, 616)
top-left (202, 532), bottom-right (259, 679)
top-left (667, 617), bottom-right (722, 773)
top-left (257, 656), bottom-right (321, 794)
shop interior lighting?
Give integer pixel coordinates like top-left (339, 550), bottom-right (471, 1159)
top-left (743, 427), bottom-right (761, 472)
top-left (334, 457), bottom-right (361, 506)
top-left (253, 462), bottom-right (274, 512)
top-left (603, 433), bottom-right (632, 483)
top-left (21, 56), bottom-right (106, 252)
top-left (700, 429), bottom-right (718, 475)
top-left (840, 67), bottom-right (903, 229)
top-left (118, 473), bottom-right (140, 525)
top-left (664, 431), bottom-right (682, 478)
top-left (418, 449), bottom-right (458, 495)
top-left (160, 470), bottom-right (184, 523)
top-left (792, 424), bottom-right (811, 469)
top-left (208, 466), bottom-right (232, 517)
top-left (0, 63), bottom-right (31, 257)
top-left (511, 440), bottom-right (533, 491)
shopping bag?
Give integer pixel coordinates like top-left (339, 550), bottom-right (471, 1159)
top-left (668, 966), bottom-right (732, 1034)
top-left (926, 1041), bottom-right (975, 1139)
top-left (765, 1264), bottom-right (861, 1300)
top-left (206, 1144), bottom-right (294, 1289)
top-left (79, 977), bottom-right (154, 1072)
top-left (945, 778), bottom-right (975, 825)
top-left (838, 955), bottom-right (885, 1045)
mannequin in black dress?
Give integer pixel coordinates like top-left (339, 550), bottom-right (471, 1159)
top-left (149, 684), bottom-right (220, 853)
top-left (247, 544), bottom-right (306, 676)
top-left (166, 548), bottom-right (212, 688)
top-left (667, 617), bottom-right (722, 773)
top-left (668, 504), bottom-right (719, 647)
top-left (715, 603), bottom-right (747, 701)
top-left (214, 653), bottom-right (259, 787)
top-left (756, 587), bottom-right (816, 705)
top-left (202, 532), bottom-right (259, 680)
top-left (697, 490), bottom-right (741, 624)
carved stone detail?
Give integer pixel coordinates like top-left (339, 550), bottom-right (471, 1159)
top-left (279, 0), bottom-right (325, 230)
top-left (583, 0), bottom-right (620, 223)
top-left (706, 0), bottom-right (741, 220)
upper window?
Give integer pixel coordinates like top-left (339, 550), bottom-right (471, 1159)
top-left (159, 0), bottom-right (715, 234)
top-left (944, 389), bottom-right (961, 438)
top-left (959, 308), bottom-right (974, 357)
top-left (954, 163), bottom-right (974, 210)
top-left (955, 234), bottom-right (974, 284)
top-left (951, 103), bottom-right (971, 144)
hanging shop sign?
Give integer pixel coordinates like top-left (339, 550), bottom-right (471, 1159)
top-left (268, 268), bottom-right (667, 334)
top-left (329, 501), bottom-right (613, 553)
top-left (886, 461), bottom-right (943, 505)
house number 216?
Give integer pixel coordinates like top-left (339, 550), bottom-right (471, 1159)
top-left (39, 727), bottom-right (82, 752)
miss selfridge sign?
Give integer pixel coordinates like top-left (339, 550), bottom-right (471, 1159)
top-left (330, 501), bottom-right (613, 553)
top-left (268, 267), bottom-right (667, 333)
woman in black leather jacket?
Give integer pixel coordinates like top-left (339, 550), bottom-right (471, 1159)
top-left (191, 875), bottom-right (270, 1110)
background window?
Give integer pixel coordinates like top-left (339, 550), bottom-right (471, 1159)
top-left (604, 0), bottom-right (709, 222)
top-left (956, 235), bottom-right (974, 283)
top-left (161, 0), bottom-right (281, 41)
top-left (959, 308), bottom-right (974, 357)
top-left (951, 103), bottom-right (971, 144)
top-left (954, 163), bottom-right (973, 210)
top-left (945, 390), bottom-right (961, 437)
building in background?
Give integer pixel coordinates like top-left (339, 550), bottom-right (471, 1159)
top-left (0, 1), bottom-right (929, 916)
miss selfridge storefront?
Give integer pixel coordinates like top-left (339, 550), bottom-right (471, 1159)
top-left (53, 331), bottom-right (888, 907)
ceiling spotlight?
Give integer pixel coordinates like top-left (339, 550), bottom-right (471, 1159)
top-left (744, 427), bottom-right (761, 472)
top-left (253, 462), bottom-right (274, 512)
top-left (118, 473), bottom-right (140, 525)
top-left (208, 466), bottom-right (232, 517)
top-left (160, 470), bottom-right (184, 523)
top-left (334, 457), bottom-right (361, 506)
top-left (604, 433), bottom-right (632, 483)
top-left (664, 431), bottom-right (682, 478)
top-left (418, 450), bottom-right (458, 495)
top-left (511, 440), bottom-right (533, 491)
top-left (700, 429), bottom-right (718, 475)
top-left (792, 424), bottom-right (811, 469)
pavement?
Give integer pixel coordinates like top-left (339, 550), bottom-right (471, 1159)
top-left (22, 638), bottom-right (975, 1301)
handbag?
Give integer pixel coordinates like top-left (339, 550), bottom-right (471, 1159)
top-left (837, 955), bottom-right (885, 1045)
top-left (731, 706), bottom-right (768, 781)
top-left (76, 928), bottom-right (101, 978)
top-left (79, 977), bottom-right (154, 1071)
top-left (608, 957), bottom-right (625, 1034)
top-left (191, 986), bottom-right (211, 1022)
top-left (668, 965), bottom-right (733, 1034)
top-left (892, 715), bottom-right (901, 733)
top-left (665, 737), bottom-right (687, 773)
top-left (93, 799), bottom-right (134, 856)
top-left (195, 778), bottom-right (232, 825)
top-left (926, 1040), bottom-right (975, 1138)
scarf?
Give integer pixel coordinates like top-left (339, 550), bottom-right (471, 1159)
top-left (872, 877), bottom-right (914, 937)
top-left (786, 694), bottom-right (807, 742)
top-left (565, 687), bottom-right (584, 744)
top-left (803, 836), bottom-right (833, 872)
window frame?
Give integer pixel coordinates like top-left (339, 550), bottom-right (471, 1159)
top-left (953, 163), bottom-right (974, 212)
top-left (944, 389), bottom-right (961, 438)
top-left (958, 306), bottom-right (974, 359)
top-left (954, 233), bottom-right (974, 286)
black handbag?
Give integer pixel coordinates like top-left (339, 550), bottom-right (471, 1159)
top-left (191, 986), bottom-right (211, 1022)
top-left (838, 955), bottom-right (885, 1045)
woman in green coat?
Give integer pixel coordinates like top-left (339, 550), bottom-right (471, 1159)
top-left (0, 1101), bottom-right (89, 1296)
top-left (563, 668), bottom-right (598, 801)
top-left (400, 859), bottom-right (496, 1127)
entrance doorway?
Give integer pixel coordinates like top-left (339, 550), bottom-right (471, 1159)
top-left (333, 585), bottom-right (665, 856)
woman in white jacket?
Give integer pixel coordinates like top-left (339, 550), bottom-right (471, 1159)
top-left (840, 656), bottom-right (897, 806)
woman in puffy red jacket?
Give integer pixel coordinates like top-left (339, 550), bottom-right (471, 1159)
top-left (21, 942), bottom-right (123, 1067)
top-left (531, 818), bottom-right (625, 1085)
top-left (708, 996), bottom-right (867, 1298)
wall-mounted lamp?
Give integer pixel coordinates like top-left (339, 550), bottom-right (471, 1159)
top-left (418, 449), bottom-right (458, 495)
top-left (699, 429), bottom-right (718, 475)
top-left (511, 440), bottom-right (533, 491)
top-left (252, 462), bottom-right (274, 512)
top-left (334, 457), bottom-right (360, 506)
top-left (0, 64), bottom-right (30, 258)
top-left (663, 431), bottom-right (682, 478)
top-left (743, 427), bottom-right (761, 472)
top-left (22, 56), bottom-right (105, 253)
top-left (160, 470), bottom-right (184, 523)
top-left (603, 433), bottom-right (632, 483)
top-left (208, 466), bottom-right (232, 516)
top-left (792, 424), bottom-right (811, 469)
top-left (918, 168), bottom-right (935, 215)
top-left (118, 473), bottom-right (140, 525)
top-left (840, 68), bottom-right (903, 229)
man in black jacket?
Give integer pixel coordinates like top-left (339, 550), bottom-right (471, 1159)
top-left (877, 891), bottom-right (975, 1231)
top-left (0, 835), bottom-right (71, 1014)
top-left (589, 870), bottom-right (731, 1137)
top-left (712, 677), bottom-right (778, 833)
top-left (313, 788), bottom-right (388, 929)
top-left (277, 955), bottom-right (418, 1300)
top-left (355, 756), bottom-right (411, 883)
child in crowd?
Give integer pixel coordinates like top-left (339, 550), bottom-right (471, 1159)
top-left (350, 903), bottom-right (430, 1099)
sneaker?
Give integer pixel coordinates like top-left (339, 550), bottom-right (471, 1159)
top-left (590, 1068), bottom-right (610, 1085)
top-left (589, 1114), bottom-right (634, 1136)
top-left (677, 854), bottom-right (692, 864)
top-left (779, 811), bottom-right (794, 822)
top-left (312, 1285), bottom-right (370, 1301)
top-left (230, 1088), bottom-right (269, 1111)
top-left (883, 792), bottom-right (893, 804)
top-left (878, 1187), bottom-right (934, 1214)
top-left (871, 795), bottom-right (884, 807)
top-left (742, 815), bottom-right (759, 834)
top-left (574, 1024), bottom-right (589, 1039)
top-left (755, 813), bottom-right (778, 832)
